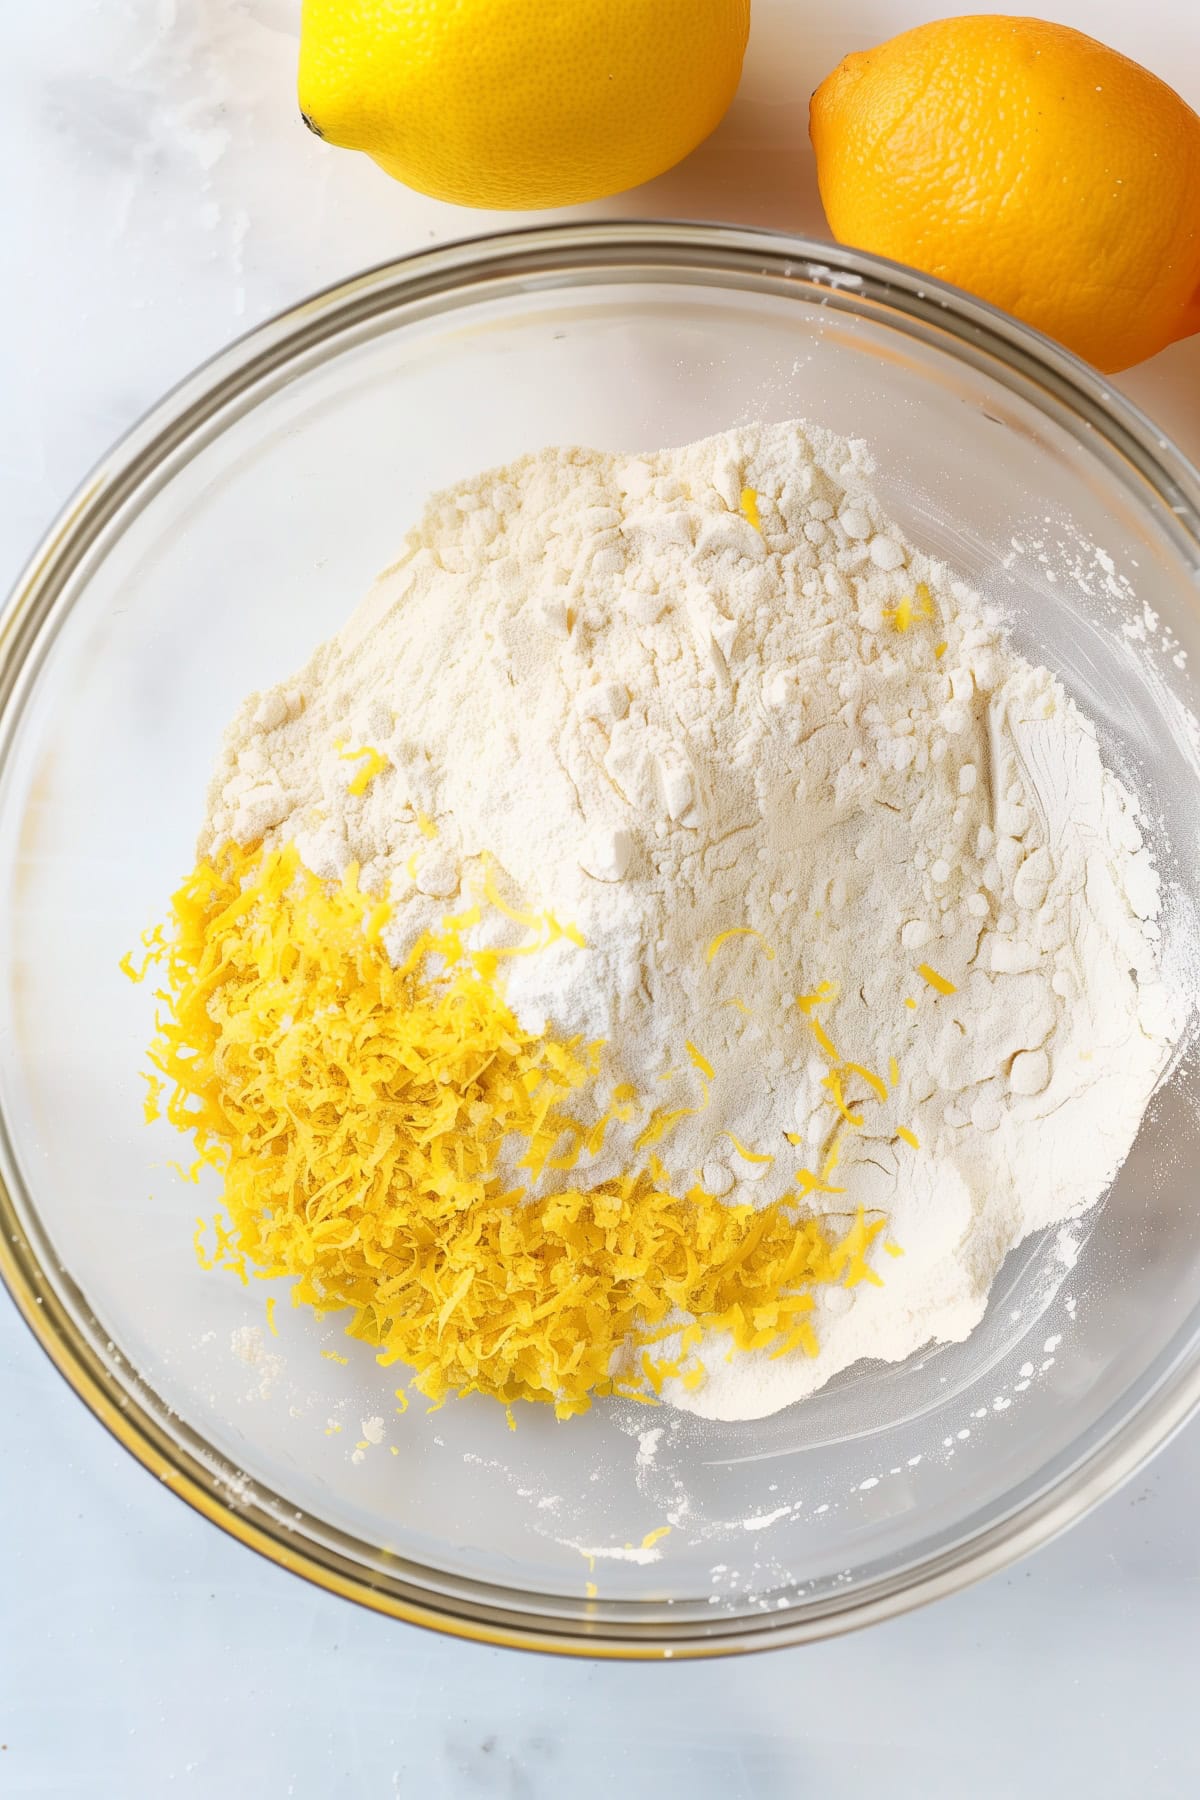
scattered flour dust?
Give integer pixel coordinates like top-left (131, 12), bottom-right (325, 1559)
top-left (203, 420), bottom-right (1185, 1422)
top-left (636, 1428), bottom-right (664, 1468)
top-left (229, 1324), bottom-right (284, 1401)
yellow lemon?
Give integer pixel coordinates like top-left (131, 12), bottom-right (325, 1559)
top-left (810, 16), bottom-right (1200, 372)
top-left (299, 0), bottom-right (750, 211)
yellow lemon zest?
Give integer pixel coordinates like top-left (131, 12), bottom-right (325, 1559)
top-left (705, 926), bottom-right (775, 965)
top-left (795, 1168), bottom-right (845, 1199)
top-left (843, 1060), bottom-right (887, 1103)
top-left (808, 1018), bottom-right (841, 1062)
top-left (917, 963), bottom-right (957, 996)
top-left (141, 843), bottom-right (892, 1416)
top-left (828, 1206), bottom-right (888, 1289)
top-left (334, 741), bottom-right (390, 796)
top-left (821, 1069), bottom-right (863, 1127)
top-left (881, 582), bottom-right (934, 634)
top-left (796, 980), bottom-right (839, 1014)
top-left (720, 1133), bottom-right (775, 1166)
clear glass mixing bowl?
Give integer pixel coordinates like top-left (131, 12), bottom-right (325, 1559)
top-left (2, 223), bottom-right (1199, 1657)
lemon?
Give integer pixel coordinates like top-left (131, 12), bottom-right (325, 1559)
top-left (810, 16), bottom-right (1200, 372)
top-left (299, 0), bottom-right (751, 211)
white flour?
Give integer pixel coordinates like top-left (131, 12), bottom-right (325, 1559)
top-left (204, 421), bottom-right (1182, 1421)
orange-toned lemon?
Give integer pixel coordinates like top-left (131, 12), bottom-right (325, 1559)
top-left (810, 15), bottom-right (1200, 371)
top-left (299, 0), bottom-right (750, 211)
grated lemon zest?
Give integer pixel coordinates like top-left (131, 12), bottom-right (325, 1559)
top-left (829, 1205), bottom-right (888, 1289)
top-left (721, 1132), bottom-right (774, 1166)
top-left (777, 1323), bottom-right (819, 1359)
top-left (633, 1087), bottom-right (709, 1149)
top-left (882, 582), bottom-right (935, 635)
top-left (685, 1041), bottom-right (715, 1081)
top-left (641, 1525), bottom-right (672, 1549)
top-left (364, 900), bottom-right (392, 945)
top-left (796, 1167), bottom-right (845, 1198)
top-left (416, 811), bottom-right (437, 840)
top-left (334, 742), bottom-right (390, 796)
top-left (265, 1295), bottom-right (277, 1336)
top-left (120, 947), bottom-right (157, 984)
top-left (888, 1056), bottom-right (901, 1086)
top-left (843, 1060), bottom-right (887, 1103)
top-left (917, 963), bottom-right (957, 996)
top-left (545, 911), bottom-right (587, 949)
top-left (796, 980), bottom-right (839, 1014)
top-left (820, 1069), bottom-right (863, 1127)
top-left (481, 855), bottom-right (543, 930)
top-left (739, 487), bottom-right (762, 532)
top-left (140, 1072), bottom-right (163, 1124)
top-left (705, 927), bottom-right (775, 965)
top-left (646, 1153), bottom-right (671, 1190)
top-left (896, 1126), bottom-right (920, 1150)
top-left (143, 842), bottom-right (892, 1415)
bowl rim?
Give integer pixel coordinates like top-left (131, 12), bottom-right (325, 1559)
top-left (3, 218), bottom-right (1200, 1658)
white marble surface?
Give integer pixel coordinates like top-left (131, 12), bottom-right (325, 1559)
top-left (3, 2), bottom-right (1200, 1794)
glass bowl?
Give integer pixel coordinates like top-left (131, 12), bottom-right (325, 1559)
top-left (2, 223), bottom-right (1199, 1658)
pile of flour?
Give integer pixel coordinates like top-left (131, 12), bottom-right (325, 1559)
top-left (204, 421), bottom-right (1182, 1421)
